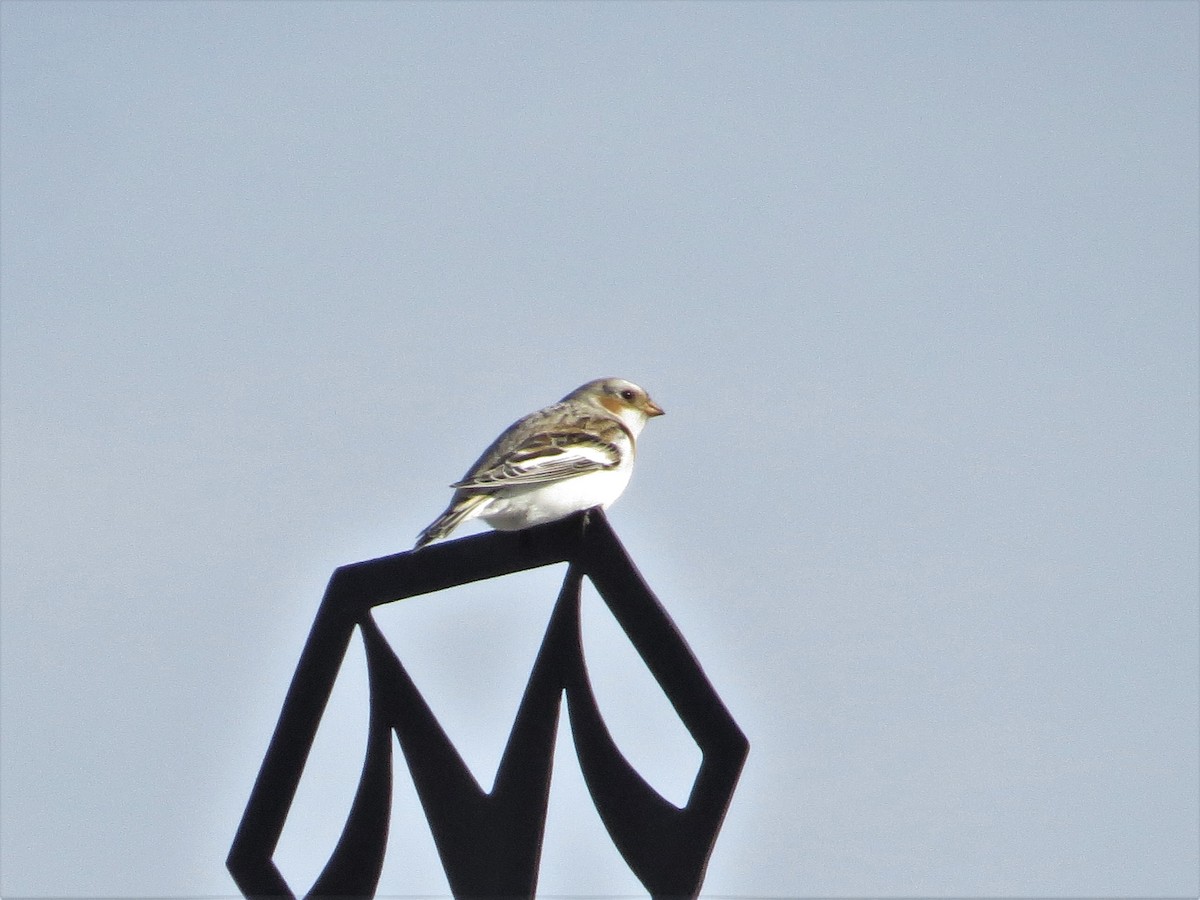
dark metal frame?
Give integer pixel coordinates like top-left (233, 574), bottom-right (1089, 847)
top-left (228, 510), bottom-right (748, 898)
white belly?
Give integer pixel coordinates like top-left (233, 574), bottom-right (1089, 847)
top-left (479, 464), bottom-right (634, 530)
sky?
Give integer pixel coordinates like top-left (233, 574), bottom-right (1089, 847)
top-left (2, 1), bottom-right (1197, 897)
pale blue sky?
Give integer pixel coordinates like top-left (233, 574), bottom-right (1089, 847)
top-left (2, 1), bottom-right (1197, 896)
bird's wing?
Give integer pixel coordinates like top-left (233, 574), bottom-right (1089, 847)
top-left (452, 427), bottom-right (622, 490)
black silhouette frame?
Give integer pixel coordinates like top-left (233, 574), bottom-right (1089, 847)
top-left (227, 509), bottom-right (748, 898)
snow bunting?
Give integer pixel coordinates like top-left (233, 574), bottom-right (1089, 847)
top-left (414, 378), bottom-right (664, 549)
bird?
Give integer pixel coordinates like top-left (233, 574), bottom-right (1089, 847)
top-left (414, 377), bottom-right (664, 549)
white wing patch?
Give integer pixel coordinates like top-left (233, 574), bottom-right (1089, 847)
top-left (453, 431), bottom-right (622, 491)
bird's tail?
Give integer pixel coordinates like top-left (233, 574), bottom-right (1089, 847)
top-left (414, 494), bottom-right (490, 549)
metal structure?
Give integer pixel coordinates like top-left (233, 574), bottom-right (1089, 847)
top-left (228, 509), bottom-right (748, 898)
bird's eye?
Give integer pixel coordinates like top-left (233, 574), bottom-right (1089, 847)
top-left (620, 389), bottom-right (636, 401)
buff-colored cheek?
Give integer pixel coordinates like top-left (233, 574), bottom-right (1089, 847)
top-left (598, 395), bottom-right (623, 415)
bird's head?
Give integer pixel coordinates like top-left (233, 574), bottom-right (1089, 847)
top-left (564, 377), bottom-right (664, 435)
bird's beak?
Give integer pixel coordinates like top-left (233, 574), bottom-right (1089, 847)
top-left (644, 399), bottom-right (665, 417)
